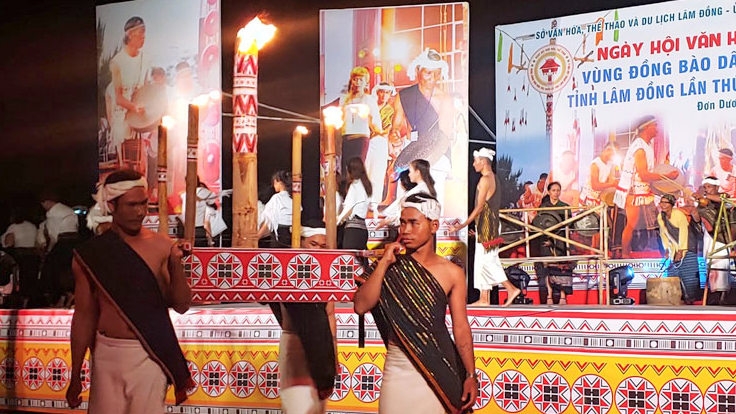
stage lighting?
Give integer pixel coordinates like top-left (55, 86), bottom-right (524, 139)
top-left (608, 265), bottom-right (635, 305)
top-left (504, 265), bottom-right (534, 305)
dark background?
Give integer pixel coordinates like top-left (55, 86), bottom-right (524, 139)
top-left (0, 0), bottom-right (665, 227)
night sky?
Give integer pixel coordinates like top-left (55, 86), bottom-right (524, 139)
top-left (0, 0), bottom-right (665, 227)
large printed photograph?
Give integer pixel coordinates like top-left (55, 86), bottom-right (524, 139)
top-left (96, 0), bottom-right (222, 212)
top-left (320, 3), bottom-right (470, 256)
top-left (496, 0), bottom-right (736, 264)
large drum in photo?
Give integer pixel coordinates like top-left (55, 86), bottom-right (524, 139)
top-left (125, 84), bottom-right (167, 132)
top-left (651, 164), bottom-right (685, 195)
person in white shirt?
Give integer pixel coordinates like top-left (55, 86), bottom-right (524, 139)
top-left (3, 215), bottom-right (37, 249)
top-left (337, 158), bottom-right (373, 250)
top-left (377, 159), bottom-right (437, 230)
top-left (39, 191), bottom-right (80, 307)
top-left (40, 194), bottom-right (79, 252)
top-left (257, 171), bottom-right (294, 248)
top-left (340, 67), bottom-right (382, 175)
top-left (3, 211), bottom-right (40, 308)
top-left (180, 178), bottom-right (217, 247)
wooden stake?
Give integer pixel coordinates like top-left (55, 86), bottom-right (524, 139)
top-left (157, 124), bottom-right (168, 235)
top-left (184, 103), bottom-right (199, 245)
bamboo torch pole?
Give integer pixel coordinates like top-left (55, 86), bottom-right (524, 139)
top-left (322, 106), bottom-right (343, 249)
top-left (232, 17), bottom-right (276, 248)
top-left (157, 116), bottom-right (174, 235)
top-left (291, 126), bottom-right (308, 247)
top-left (184, 102), bottom-right (201, 246)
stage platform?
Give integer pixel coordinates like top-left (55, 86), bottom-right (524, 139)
top-left (0, 304), bottom-right (734, 413)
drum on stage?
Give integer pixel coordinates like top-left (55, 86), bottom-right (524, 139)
top-left (125, 83), bottom-right (167, 132)
top-left (645, 277), bottom-right (682, 305)
top-left (532, 212), bottom-right (562, 230)
top-left (651, 164), bottom-right (685, 195)
top-left (500, 221), bottom-right (524, 244)
top-left (572, 213), bottom-right (600, 237)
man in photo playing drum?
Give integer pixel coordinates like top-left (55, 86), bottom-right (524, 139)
top-left (613, 116), bottom-right (678, 258)
top-left (580, 143), bottom-right (617, 206)
top-left (109, 16), bottom-right (151, 165)
top-left (709, 148), bottom-right (736, 198)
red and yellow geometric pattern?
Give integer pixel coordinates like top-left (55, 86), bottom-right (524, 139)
top-left (1, 306), bottom-right (735, 413)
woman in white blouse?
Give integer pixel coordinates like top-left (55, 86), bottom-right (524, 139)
top-left (337, 157), bottom-right (373, 250)
top-left (257, 170), bottom-right (293, 248)
top-left (377, 159), bottom-right (437, 229)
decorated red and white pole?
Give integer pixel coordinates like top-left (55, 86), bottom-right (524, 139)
top-left (232, 17), bottom-right (276, 248)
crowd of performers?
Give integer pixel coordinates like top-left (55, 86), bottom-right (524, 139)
top-left (509, 116), bottom-right (736, 306)
top-left (3, 44), bottom-right (734, 411)
top-left (6, 144), bottom-right (735, 413)
top-left (45, 167), bottom-right (479, 413)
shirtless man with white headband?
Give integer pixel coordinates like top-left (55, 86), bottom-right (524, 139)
top-left (67, 169), bottom-right (192, 412)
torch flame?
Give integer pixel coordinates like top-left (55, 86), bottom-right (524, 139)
top-left (161, 115), bottom-right (176, 129)
top-left (295, 126), bottom-right (309, 135)
top-left (192, 94), bottom-right (210, 107)
top-left (208, 90), bottom-right (222, 101)
top-left (323, 106), bottom-right (344, 129)
top-left (237, 17), bottom-right (277, 52)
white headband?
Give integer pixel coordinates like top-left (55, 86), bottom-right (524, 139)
top-left (407, 49), bottom-right (449, 81)
top-left (401, 197), bottom-right (442, 220)
top-left (94, 178), bottom-right (148, 215)
top-left (703, 177), bottom-right (720, 186)
top-left (372, 83), bottom-right (396, 96)
top-left (301, 226), bottom-right (326, 238)
top-left (125, 22), bottom-right (145, 34)
top-left (473, 147), bottom-right (495, 161)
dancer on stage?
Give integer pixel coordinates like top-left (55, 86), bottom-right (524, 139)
top-left (354, 193), bottom-right (477, 413)
top-left (449, 148), bottom-right (520, 307)
top-left (67, 169), bottom-right (192, 412)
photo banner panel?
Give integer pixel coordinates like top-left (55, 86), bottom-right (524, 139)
top-left (496, 0), bottom-right (736, 260)
top-left (96, 0), bottom-right (222, 213)
top-left (320, 3), bottom-right (470, 266)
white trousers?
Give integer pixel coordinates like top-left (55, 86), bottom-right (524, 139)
top-left (88, 332), bottom-right (167, 414)
top-left (474, 242), bottom-right (508, 290)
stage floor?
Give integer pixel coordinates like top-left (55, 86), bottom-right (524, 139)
top-left (0, 303), bottom-right (734, 413)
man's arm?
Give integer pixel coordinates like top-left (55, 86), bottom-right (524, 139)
top-left (590, 163), bottom-right (607, 191)
top-left (110, 60), bottom-right (140, 113)
top-left (450, 175), bottom-right (491, 231)
top-left (66, 257), bottom-right (99, 408)
top-left (389, 94), bottom-right (407, 140)
top-left (634, 149), bottom-right (677, 182)
top-left (438, 94), bottom-right (454, 137)
top-left (447, 264), bottom-right (478, 409)
top-left (353, 242), bottom-right (400, 315)
top-left (167, 243), bottom-right (191, 314)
